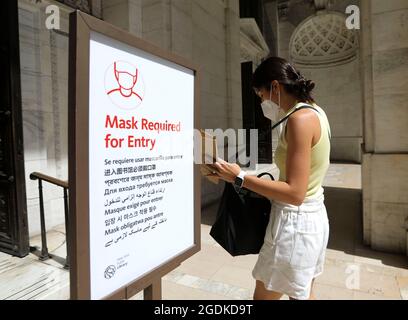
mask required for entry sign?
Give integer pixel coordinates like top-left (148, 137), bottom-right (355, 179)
top-left (103, 115), bottom-right (182, 150)
top-left (86, 31), bottom-right (196, 300)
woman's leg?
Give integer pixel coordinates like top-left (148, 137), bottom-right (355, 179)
top-left (309, 279), bottom-right (317, 300)
top-left (253, 280), bottom-right (283, 300)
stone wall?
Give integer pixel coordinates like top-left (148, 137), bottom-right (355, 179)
top-left (276, 0), bottom-right (363, 163)
top-left (18, 0), bottom-right (75, 236)
top-left (301, 59), bottom-right (363, 163)
top-left (104, 0), bottom-right (243, 205)
top-left (361, 0), bottom-right (408, 254)
top-left (18, 0), bottom-right (243, 235)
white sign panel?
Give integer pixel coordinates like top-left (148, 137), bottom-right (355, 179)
top-left (88, 31), bottom-right (195, 300)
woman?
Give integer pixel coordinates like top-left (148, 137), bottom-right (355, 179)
top-left (211, 57), bottom-right (331, 300)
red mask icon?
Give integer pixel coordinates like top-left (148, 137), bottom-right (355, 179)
top-left (105, 61), bottom-right (145, 110)
top-left (114, 62), bottom-right (138, 91)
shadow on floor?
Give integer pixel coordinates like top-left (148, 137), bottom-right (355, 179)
top-left (324, 187), bottom-right (408, 269)
top-left (201, 199), bottom-right (223, 227)
top-left (324, 186), bottom-right (363, 253)
top-left (202, 185), bottom-right (408, 270)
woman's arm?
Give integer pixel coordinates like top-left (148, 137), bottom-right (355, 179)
top-left (213, 111), bottom-right (314, 206)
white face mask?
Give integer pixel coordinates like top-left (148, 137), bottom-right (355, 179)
top-left (261, 84), bottom-right (281, 122)
top-left (116, 71), bottom-right (136, 90)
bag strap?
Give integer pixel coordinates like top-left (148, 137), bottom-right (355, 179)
top-left (270, 103), bottom-right (319, 131)
top-left (234, 103), bottom-right (330, 167)
top-left (235, 172), bottom-right (275, 197)
top-left (257, 172), bottom-right (275, 181)
top-left (270, 103), bottom-right (331, 140)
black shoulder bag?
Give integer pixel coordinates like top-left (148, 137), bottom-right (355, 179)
top-left (210, 104), bottom-right (323, 256)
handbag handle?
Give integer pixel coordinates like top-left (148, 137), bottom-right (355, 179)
top-left (236, 171), bottom-right (274, 198)
top-left (235, 171), bottom-right (275, 198)
top-left (257, 172), bottom-right (275, 181)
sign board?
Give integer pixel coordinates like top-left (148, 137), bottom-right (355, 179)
top-left (68, 11), bottom-right (201, 300)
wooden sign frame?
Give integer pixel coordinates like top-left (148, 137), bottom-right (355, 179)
top-left (68, 10), bottom-right (201, 300)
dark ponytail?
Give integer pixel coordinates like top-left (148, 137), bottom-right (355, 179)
top-left (252, 57), bottom-right (315, 103)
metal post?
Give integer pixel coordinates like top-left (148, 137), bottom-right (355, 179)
top-left (63, 187), bottom-right (70, 269)
top-left (144, 278), bottom-right (162, 300)
top-left (38, 179), bottom-right (50, 261)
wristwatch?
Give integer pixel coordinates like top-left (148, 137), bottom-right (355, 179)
top-left (233, 170), bottom-right (247, 193)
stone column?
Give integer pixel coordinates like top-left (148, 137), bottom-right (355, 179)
top-left (277, 0), bottom-right (294, 59)
top-left (262, 0), bottom-right (279, 56)
top-left (18, 0), bottom-right (73, 235)
top-left (225, 0), bottom-right (242, 130)
top-left (102, 0), bottom-right (142, 36)
top-left (361, 0), bottom-right (408, 254)
top-left (141, 0), bottom-right (193, 57)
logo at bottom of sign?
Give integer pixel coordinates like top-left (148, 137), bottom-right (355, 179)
top-left (104, 265), bottom-right (117, 280)
top-left (103, 255), bottom-right (130, 280)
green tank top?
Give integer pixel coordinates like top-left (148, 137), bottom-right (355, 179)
top-left (274, 103), bottom-right (331, 199)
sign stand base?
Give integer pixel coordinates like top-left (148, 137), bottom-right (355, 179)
top-left (144, 278), bottom-right (162, 300)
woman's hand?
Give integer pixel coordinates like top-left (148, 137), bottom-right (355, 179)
top-left (211, 159), bottom-right (241, 184)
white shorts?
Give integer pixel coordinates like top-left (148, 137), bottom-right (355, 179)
top-left (252, 189), bottom-right (330, 300)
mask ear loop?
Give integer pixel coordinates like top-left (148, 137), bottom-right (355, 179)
top-left (275, 83), bottom-right (284, 138)
top-left (274, 82), bottom-right (281, 112)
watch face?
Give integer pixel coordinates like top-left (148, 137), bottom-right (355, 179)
top-left (234, 177), bottom-right (243, 188)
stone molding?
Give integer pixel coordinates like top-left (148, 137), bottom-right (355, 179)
top-left (290, 10), bottom-right (358, 67)
top-left (240, 18), bottom-right (270, 65)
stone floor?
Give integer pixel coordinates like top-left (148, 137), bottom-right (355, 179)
top-left (1, 164), bottom-right (407, 300)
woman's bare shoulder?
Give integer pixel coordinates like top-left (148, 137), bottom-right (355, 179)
top-left (288, 107), bottom-right (319, 123)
